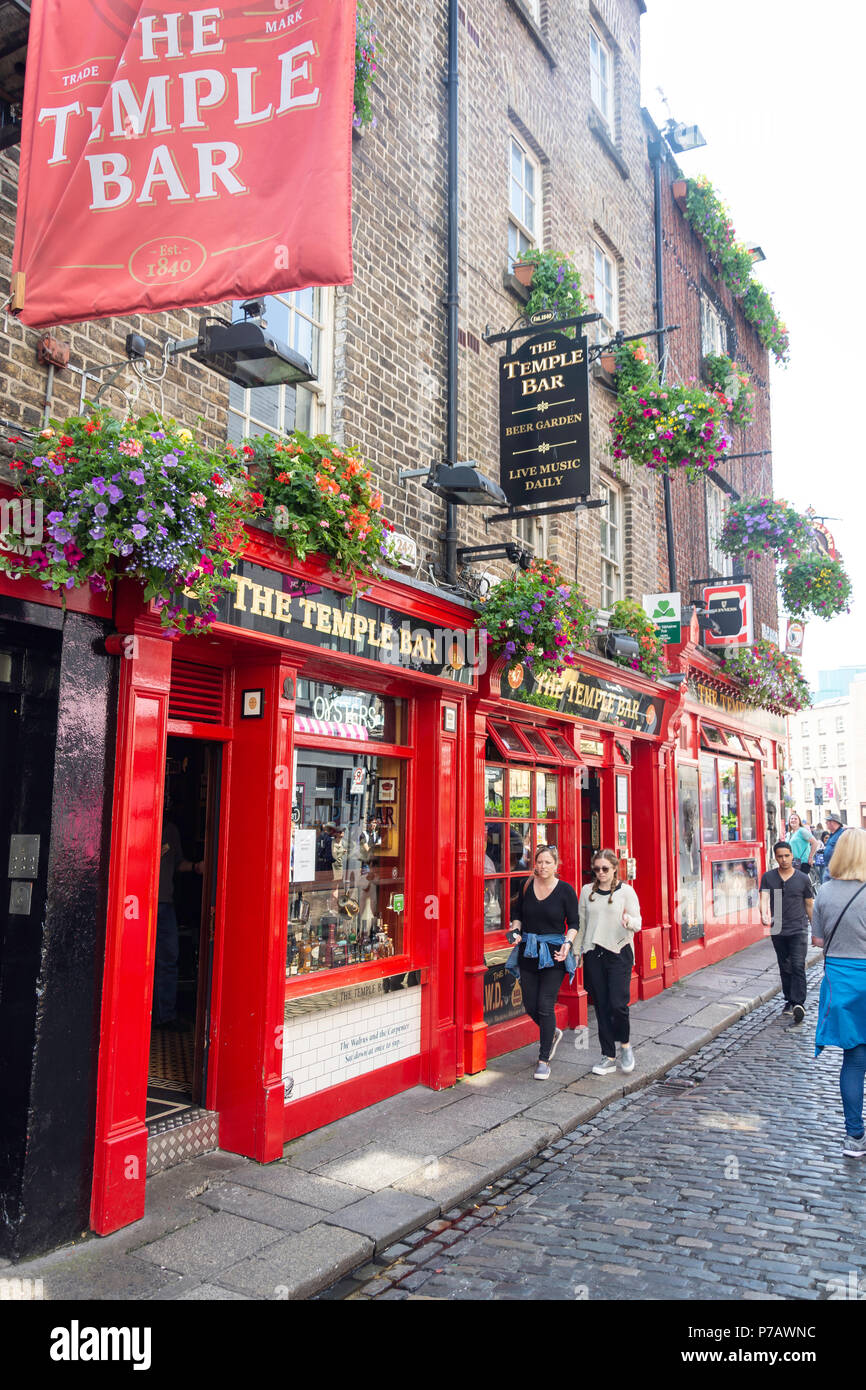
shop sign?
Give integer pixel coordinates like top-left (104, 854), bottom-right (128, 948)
top-left (642, 592), bottom-right (681, 643)
top-left (702, 582), bottom-right (753, 648)
top-left (483, 962), bottom-right (525, 1026)
top-left (189, 560), bottom-right (478, 685)
top-left (506, 665), bottom-right (665, 735)
top-left (580, 738), bottom-right (604, 758)
top-left (12, 0), bottom-right (355, 326)
top-left (499, 331), bottom-right (591, 506)
top-left (785, 618), bottom-right (805, 656)
top-left (687, 676), bottom-right (786, 739)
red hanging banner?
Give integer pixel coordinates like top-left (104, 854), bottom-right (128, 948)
top-left (11, 0), bottom-right (355, 327)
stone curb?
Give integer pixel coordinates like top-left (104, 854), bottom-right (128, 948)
top-left (292, 947), bottom-right (824, 1298)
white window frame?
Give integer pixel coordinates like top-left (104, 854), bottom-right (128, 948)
top-left (819, 745), bottom-right (828, 767)
top-left (227, 289), bottom-right (334, 442)
top-left (802, 746), bottom-right (811, 768)
top-left (589, 25), bottom-right (612, 127)
top-left (836, 716), bottom-right (845, 733)
top-left (593, 241), bottom-right (618, 339)
top-left (700, 294), bottom-right (727, 358)
top-left (600, 479), bottom-right (624, 608)
top-left (706, 484), bottom-right (730, 576)
top-left (838, 743), bottom-right (847, 766)
top-left (508, 131), bottom-right (541, 270)
top-left (523, 0), bottom-right (541, 22)
top-left (514, 510), bottom-right (549, 560)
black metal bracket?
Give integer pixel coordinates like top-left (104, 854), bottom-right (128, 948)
top-left (485, 495), bottom-right (608, 527)
top-left (688, 573), bottom-right (752, 593)
top-left (455, 542), bottom-right (531, 567)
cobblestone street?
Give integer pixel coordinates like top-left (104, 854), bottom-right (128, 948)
top-left (323, 964), bottom-right (866, 1301)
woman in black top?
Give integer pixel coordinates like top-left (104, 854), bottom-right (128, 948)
top-left (509, 845), bottom-right (580, 1080)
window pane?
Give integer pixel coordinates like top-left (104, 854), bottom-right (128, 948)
top-left (511, 139), bottom-right (523, 181)
top-left (264, 295), bottom-right (290, 342)
top-left (719, 758), bottom-right (738, 841)
top-left (484, 878), bottom-right (504, 932)
top-left (536, 822), bottom-right (558, 852)
top-left (510, 822), bottom-right (532, 872)
top-left (739, 765), bottom-right (756, 841)
top-left (524, 160), bottom-right (535, 198)
top-left (485, 766), bottom-right (504, 816)
top-left (288, 749), bottom-right (406, 973)
top-left (523, 192), bottom-right (535, 235)
top-left (485, 823), bottom-right (505, 873)
top-left (227, 410), bottom-right (244, 444)
top-left (700, 756), bottom-right (719, 844)
top-left (293, 313), bottom-right (313, 364)
top-left (509, 768), bottom-right (532, 818)
top-left (537, 771), bottom-right (558, 818)
top-left (294, 286), bottom-right (314, 319)
top-left (510, 177), bottom-right (524, 219)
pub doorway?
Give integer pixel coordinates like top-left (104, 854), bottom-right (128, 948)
top-left (146, 736), bottom-right (222, 1130)
top-left (580, 768), bottom-right (602, 883)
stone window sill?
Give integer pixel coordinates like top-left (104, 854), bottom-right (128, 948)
top-left (505, 0), bottom-right (557, 68)
top-left (503, 271), bottom-right (531, 303)
top-left (588, 110), bottom-right (629, 181)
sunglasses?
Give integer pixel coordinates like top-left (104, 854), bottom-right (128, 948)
top-left (594, 865), bottom-right (613, 874)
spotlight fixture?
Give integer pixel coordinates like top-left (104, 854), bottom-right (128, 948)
top-left (425, 462), bottom-right (508, 508)
top-left (189, 314), bottom-right (313, 390)
top-left (600, 630), bottom-right (640, 662)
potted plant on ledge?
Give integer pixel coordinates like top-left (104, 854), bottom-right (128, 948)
top-left (512, 249), bottom-right (590, 327)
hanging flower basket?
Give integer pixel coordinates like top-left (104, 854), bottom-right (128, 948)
top-left (0, 410), bottom-right (259, 633)
top-left (475, 558), bottom-right (596, 679)
top-left (720, 640), bottom-right (811, 713)
top-left (717, 496), bottom-right (813, 562)
top-left (701, 353), bottom-right (756, 430)
top-left (606, 598), bottom-right (669, 679)
top-left (779, 552), bottom-right (852, 619)
top-left (512, 249), bottom-right (590, 327)
top-left (608, 340), bottom-right (732, 480)
top-left (241, 431), bottom-right (390, 589)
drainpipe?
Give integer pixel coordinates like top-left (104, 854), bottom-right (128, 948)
top-left (444, 0), bottom-right (459, 586)
top-left (648, 133), bottom-right (677, 593)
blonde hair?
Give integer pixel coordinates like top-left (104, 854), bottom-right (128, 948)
top-left (828, 827), bottom-right (866, 882)
top-left (589, 848), bottom-right (620, 902)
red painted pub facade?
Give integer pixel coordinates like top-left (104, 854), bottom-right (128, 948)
top-left (0, 528), bottom-right (786, 1251)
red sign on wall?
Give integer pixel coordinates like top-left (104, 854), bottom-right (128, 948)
top-left (11, 0), bottom-right (355, 327)
top-left (702, 582), bottom-right (754, 649)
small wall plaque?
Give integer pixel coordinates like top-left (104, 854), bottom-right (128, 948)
top-left (242, 688), bottom-right (264, 719)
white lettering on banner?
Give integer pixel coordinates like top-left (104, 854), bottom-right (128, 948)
top-left (38, 23), bottom-right (320, 212)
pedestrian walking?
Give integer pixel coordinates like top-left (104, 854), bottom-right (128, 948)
top-left (760, 840), bottom-right (814, 1024)
top-left (821, 811), bottom-right (846, 883)
top-left (785, 811), bottom-right (820, 873)
top-left (506, 845), bottom-right (578, 1081)
top-left (575, 849), bottom-right (642, 1076)
top-left (812, 827), bottom-right (866, 1158)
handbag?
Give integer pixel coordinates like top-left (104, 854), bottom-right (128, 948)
top-left (821, 882), bottom-right (866, 958)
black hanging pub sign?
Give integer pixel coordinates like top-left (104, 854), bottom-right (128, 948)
top-left (499, 330), bottom-right (592, 508)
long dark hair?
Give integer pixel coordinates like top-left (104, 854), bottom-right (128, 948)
top-left (589, 848), bottom-right (620, 903)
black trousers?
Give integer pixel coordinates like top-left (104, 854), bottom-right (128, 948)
top-left (582, 944), bottom-right (633, 1058)
top-left (771, 931), bottom-right (808, 1007)
top-left (519, 965), bottom-right (567, 1061)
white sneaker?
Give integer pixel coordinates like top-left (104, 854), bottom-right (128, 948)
top-left (548, 1027), bottom-right (564, 1061)
top-left (534, 1060), bottom-right (551, 1080)
top-left (618, 1043), bottom-right (635, 1073)
top-left (592, 1057), bottom-right (617, 1076)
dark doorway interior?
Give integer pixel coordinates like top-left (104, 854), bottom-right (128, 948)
top-left (580, 769), bottom-right (602, 884)
top-left (146, 736), bottom-right (221, 1127)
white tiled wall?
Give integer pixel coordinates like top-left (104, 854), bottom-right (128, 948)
top-left (282, 988), bottom-right (422, 1103)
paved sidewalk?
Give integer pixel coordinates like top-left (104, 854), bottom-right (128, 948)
top-left (5, 938), bottom-right (821, 1300)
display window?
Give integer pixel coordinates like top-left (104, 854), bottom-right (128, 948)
top-left (700, 750), bottom-right (760, 847)
top-left (289, 681), bottom-right (409, 976)
top-left (484, 750), bottom-right (561, 934)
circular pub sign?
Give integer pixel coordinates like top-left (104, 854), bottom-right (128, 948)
top-left (506, 663), bottom-right (525, 689)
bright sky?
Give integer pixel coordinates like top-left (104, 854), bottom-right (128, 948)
top-left (641, 0), bottom-right (865, 691)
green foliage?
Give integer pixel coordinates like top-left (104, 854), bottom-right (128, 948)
top-left (702, 353), bottom-right (756, 429)
top-left (354, 7), bottom-right (378, 130)
top-left (609, 341), bottom-right (733, 480)
top-left (779, 553), bottom-right (852, 620)
top-left (0, 410), bottom-right (257, 632)
top-left (477, 558), bottom-right (596, 679)
top-left (514, 249), bottom-right (590, 330)
top-left (607, 598), bottom-right (669, 679)
top-left (720, 640), bottom-right (811, 713)
top-left (244, 431), bottom-right (389, 587)
top-left (718, 497), bottom-right (813, 561)
top-left (683, 177), bottom-right (790, 364)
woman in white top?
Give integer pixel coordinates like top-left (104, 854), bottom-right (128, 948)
top-left (574, 848), bottom-right (642, 1076)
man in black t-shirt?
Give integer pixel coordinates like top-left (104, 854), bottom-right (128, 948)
top-left (760, 840), bottom-right (814, 1025)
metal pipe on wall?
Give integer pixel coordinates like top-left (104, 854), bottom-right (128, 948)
top-left (649, 133), bottom-right (678, 594)
top-left (444, 0), bottom-right (459, 586)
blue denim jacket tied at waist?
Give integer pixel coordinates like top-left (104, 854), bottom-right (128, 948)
top-left (505, 932), bottom-right (577, 985)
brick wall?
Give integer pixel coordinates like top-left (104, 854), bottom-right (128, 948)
top-left (655, 148), bottom-right (779, 641)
